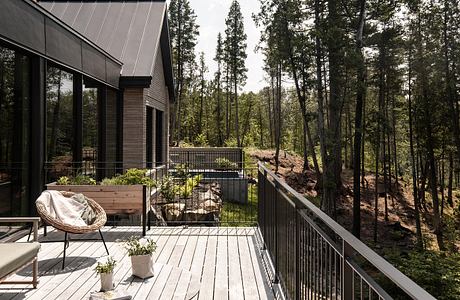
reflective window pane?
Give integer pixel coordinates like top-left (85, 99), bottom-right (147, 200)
top-left (46, 66), bottom-right (73, 181)
top-left (0, 45), bottom-right (30, 216)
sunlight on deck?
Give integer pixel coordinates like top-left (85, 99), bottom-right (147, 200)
top-left (0, 227), bottom-right (274, 300)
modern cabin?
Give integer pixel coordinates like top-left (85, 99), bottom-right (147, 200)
top-left (0, 0), bottom-right (174, 217)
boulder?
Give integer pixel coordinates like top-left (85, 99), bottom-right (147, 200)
top-left (163, 203), bottom-right (185, 222)
top-left (183, 209), bottom-right (210, 222)
top-left (199, 200), bottom-right (221, 212)
top-left (198, 189), bottom-right (218, 201)
top-left (150, 205), bottom-right (167, 226)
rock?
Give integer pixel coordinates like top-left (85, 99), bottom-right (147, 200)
top-left (198, 189), bottom-right (218, 201)
top-left (199, 200), bottom-right (221, 212)
top-left (210, 183), bottom-right (222, 196)
top-left (150, 205), bottom-right (167, 226)
top-left (183, 209), bottom-right (210, 221)
top-left (163, 203), bottom-right (185, 222)
top-left (306, 181), bottom-right (316, 191)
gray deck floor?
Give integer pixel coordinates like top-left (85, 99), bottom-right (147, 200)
top-left (0, 227), bottom-right (274, 300)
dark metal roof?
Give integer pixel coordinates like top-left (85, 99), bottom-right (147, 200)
top-left (38, 1), bottom-right (175, 100)
top-left (0, 0), bottom-right (122, 88)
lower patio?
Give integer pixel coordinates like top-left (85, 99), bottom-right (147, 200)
top-left (0, 226), bottom-right (275, 300)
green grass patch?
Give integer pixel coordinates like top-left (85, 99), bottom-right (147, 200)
top-left (220, 184), bottom-right (258, 227)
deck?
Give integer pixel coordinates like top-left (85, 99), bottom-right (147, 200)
top-left (0, 227), bottom-right (274, 300)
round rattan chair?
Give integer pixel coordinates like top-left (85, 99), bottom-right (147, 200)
top-left (36, 191), bottom-right (109, 269)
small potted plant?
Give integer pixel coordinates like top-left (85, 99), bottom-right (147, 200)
top-left (94, 256), bottom-right (117, 292)
top-left (123, 237), bottom-right (157, 279)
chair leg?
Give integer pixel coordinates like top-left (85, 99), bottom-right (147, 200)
top-left (62, 232), bottom-right (68, 270)
top-left (32, 258), bottom-right (38, 288)
top-left (99, 229), bottom-right (109, 255)
top-left (27, 225), bottom-right (33, 242)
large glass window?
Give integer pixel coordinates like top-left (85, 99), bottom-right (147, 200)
top-left (106, 89), bottom-right (118, 175)
top-left (82, 78), bottom-right (99, 173)
top-left (46, 66), bottom-right (74, 181)
top-left (155, 109), bottom-right (164, 165)
top-left (0, 45), bottom-right (30, 216)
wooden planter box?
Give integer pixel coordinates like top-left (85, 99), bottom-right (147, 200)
top-left (46, 184), bottom-right (150, 236)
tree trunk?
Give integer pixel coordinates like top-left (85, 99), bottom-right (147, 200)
top-left (352, 0), bottom-right (366, 238)
top-left (322, 0), bottom-right (343, 218)
top-left (408, 45), bottom-right (423, 248)
top-left (314, 0), bottom-right (328, 204)
top-left (448, 153), bottom-right (453, 207)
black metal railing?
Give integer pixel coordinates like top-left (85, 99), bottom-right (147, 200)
top-left (151, 162), bottom-right (257, 226)
top-left (170, 147), bottom-right (244, 170)
top-left (257, 162), bottom-right (435, 300)
top-left (43, 161), bottom-right (257, 227)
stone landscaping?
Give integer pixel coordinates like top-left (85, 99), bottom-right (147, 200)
top-left (151, 182), bottom-right (223, 225)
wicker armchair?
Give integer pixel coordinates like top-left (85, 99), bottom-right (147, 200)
top-left (36, 191), bottom-right (109, 269)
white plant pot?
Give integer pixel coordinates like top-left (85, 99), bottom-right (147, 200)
top-left (100, 272), bottom-right (114, 292)
top-left (131, 254), bottom-right (154, 279)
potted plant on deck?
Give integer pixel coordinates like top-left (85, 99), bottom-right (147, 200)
top-left (94, 256), bottom-right (117, 292)
top-left (123, 237), bottom-right (157, 279)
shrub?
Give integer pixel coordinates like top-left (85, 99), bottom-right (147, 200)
top-left (215, 157), bottom-right (238, 170)
top-left (101, 169), bottom-right (154, 188)
top-left (174, 163), bottom-right (189, 180)
top-left (177, 175), bottom-right (203, 198)
top-left (382, 249), bottom-right (460, 299)
top-left (154, 176), bottom-right (179, 202)
top-left (57, 174), bottom-right (96, 185)
top-left (194, 133), bottom-right (208, 147)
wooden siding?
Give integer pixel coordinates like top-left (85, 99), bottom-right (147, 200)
top-left (145, 48), bottom-right (168, 110)
top-left (144, 47), bottom-right (169, 163)
top-left (123, 88), bottom-right (146, 168)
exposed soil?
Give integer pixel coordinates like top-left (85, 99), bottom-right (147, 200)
top-left (248, 149), bottom-right (454, 251)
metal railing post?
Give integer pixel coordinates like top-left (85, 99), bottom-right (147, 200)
top-left (342, 240), bottom-right (353, 299)
top-left (295, 208), bottom-right (301, 300)
top-left (273, 179), bottom-right (279, 284)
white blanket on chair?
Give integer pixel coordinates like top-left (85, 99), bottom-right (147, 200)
top-left (39, 190), bottom-right (88, 227)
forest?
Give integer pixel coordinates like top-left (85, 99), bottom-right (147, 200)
top-left (168, 0), bottom-right (460, 298)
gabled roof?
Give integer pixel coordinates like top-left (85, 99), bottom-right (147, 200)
top-left (39, 0), bottom-right (175, 100)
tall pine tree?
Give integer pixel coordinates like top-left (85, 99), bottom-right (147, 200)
top-left (168, 0), bottom-right (199, 144)
top-left (224, 0), bottom-right (248, 147)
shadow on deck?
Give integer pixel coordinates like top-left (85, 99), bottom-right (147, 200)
top-left (0, 226), bottom-right (277, 300)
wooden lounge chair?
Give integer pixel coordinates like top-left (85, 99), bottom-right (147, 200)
top-left (0, 217), bottom-right (40, 288)
top-left (36, 191), bottom-right (109, 269)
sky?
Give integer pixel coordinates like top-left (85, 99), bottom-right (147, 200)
top-left (169, 0), bottom-right (266, 93)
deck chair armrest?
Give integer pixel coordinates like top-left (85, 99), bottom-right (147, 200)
top-left (0, 217), bottom-right (40, 241)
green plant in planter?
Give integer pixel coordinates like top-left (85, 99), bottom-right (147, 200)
top-left (154, 176), bottom-right (179, 202)
top-left (174, 163), bottom-right (189, 181)
top-left (57, 176), bottom-right (71, 185)
top-left (122, 237), bottom-right (157, 257)
top-left (101, 168), bottom-right (154, 188)
top-left (94, 256), bottom-right (117, 274)
top-left (215, 157), bottom-right (238, 170)
top-left (57, 174), bottom-right (96, 185)
top-left (177, 174), bottom-right (203, 198)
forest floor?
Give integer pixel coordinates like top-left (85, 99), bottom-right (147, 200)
top-left (248, 148), bottom-right (456, 252)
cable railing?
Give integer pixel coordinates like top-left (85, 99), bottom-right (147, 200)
top-left (257, 162), bottom-right (435, 300)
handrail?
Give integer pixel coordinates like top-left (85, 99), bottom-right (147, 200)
top-left (258, 161), bottom-right (436, 300)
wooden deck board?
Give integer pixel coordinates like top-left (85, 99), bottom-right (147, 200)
top-left (0, 227), bottom-right (274, 300)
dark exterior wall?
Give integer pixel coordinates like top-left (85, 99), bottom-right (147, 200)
top-left (145, 48), bottom-right (168, 110)
top-left (123, 88), bottom-right (146, 169)
top-left (144, 47), bottom-right (169, 164)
